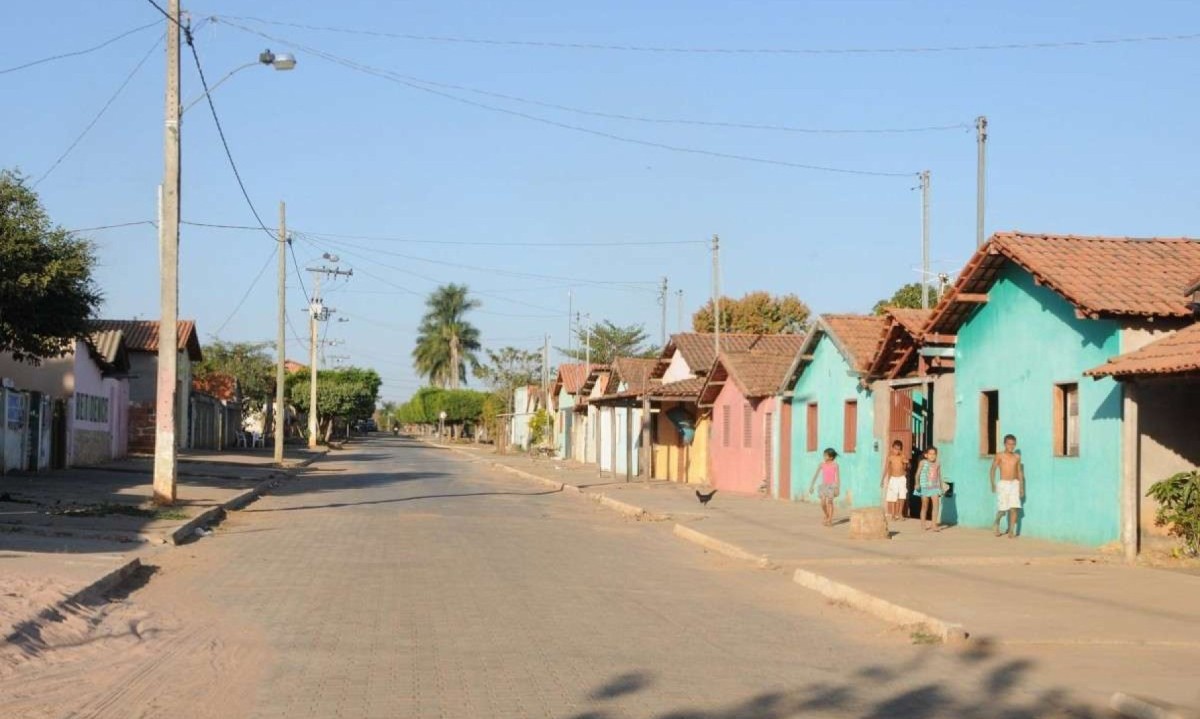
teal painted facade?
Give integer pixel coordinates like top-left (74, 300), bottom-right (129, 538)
top-left (555, 388), bottom-right (575, 459)
top-left (944, 264), bottom-right (1123, 546)
top-left (787, 336), bottom-right (881, 506)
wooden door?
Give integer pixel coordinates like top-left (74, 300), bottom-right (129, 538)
top-left (777, 402), bottom-right (792, 499)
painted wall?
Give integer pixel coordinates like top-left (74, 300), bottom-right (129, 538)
top-left (788, 335), bottom-right (881, 506)
top-left (660, 351), bottom-right (693, 383)
top-left (1133, 379), bottom-right (1200, 552)
top-left (556, 388), bottom-right (575, 459)
top-left (708, 380), bottom-right (776, 495)
top-left (69, 342), bottom-right (113, 466)
top-left (946, 264), bottom-right (1123, 546)
top-left (0, 352), bottom-right (74, 396)
top-left (652, 405), bottom-right (709, 484)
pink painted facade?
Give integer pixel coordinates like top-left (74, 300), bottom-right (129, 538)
top-left (707, 379), bottom-right (777, 495)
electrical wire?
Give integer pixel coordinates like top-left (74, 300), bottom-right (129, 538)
top-left (1, 20), bottom-right (161, 75)
top-left (33, 34), bottom-right (164, 188)
top-left (220, 22), bottom-right (915, 178)
top-left (217, 14), bottom-right (1200, 55)
top-left (67, 220), bottom-right (157, 233)
top-left (211, 246), bottom-right (276, 336)
top-left (288, 239), bottom-right (311, 304)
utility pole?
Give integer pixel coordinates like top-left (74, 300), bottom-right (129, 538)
top-left (153, 0), bottom-right (181, 505)
top-left (306, 264), bottom-right (353, 447)
top-left (976, 115), bottom-right (988, 248)
top-left (274, 201), bottom-right (287, 465)
top-left (567, 290), bottom-right (573, 358)
top-left (542, 334), bottom-right (549, 396)
top-left (676, 289), bottom-right (684, 334)
top-left (712, 234), bottom-right (721, 356)
top-left (658, 276), bottom-right (668, 346)
top-left (920, 170), bottom-right (931, 309)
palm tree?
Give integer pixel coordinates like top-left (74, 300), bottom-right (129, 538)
top-left (413, 284), bottom-right (482, 389)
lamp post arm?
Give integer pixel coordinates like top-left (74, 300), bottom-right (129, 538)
top-left (181, 61), bottom-right (260, 115)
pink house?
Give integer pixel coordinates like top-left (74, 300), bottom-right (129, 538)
top-left (699, 341), bottom-right (804, 495)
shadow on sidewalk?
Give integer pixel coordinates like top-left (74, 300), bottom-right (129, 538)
top-left (247, 487), bottom-right (564, 513)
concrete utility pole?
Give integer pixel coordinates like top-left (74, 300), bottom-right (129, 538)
top-left (153, 0), bottom-right (181, 505)
top-left (976, 115), bottom-right (988, 248)
top-left (274, 201), bottom-right (287, 465)
top-left (711, 234), bottom-right (721, 356)
top-left (676, 289), bottom-right (684, 334)
top-left (920, 170), bottom-right (931, 309)
top-left (659, 276), bottom-right (668, 346)
top-left (306, 264), bottom-right (353, 447)
top-left (567, 290), bottom-right (573, 358)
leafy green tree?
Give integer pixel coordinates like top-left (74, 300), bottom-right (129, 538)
top-left (474, 346), bottom-right (541, 392)
top-left (413, 284), bottom-right (482, 389)
top-left (0, 170), bottom-right (103, 362)
top-left (1147, 470), bottom-right (1200, 556)
top-left (291, 367), bottom-right (381, 441)
top-left (194, 340), bottom-right (274, 404)
top-left (558, 320), bottom-right (656, 364)
top-left (872, 282), bottom-right (945, 315)
top-left (528, 408), bottom-right (551, 447)
top-left (692, 291), bottom-right (810, 334)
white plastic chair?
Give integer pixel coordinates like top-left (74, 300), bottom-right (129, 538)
top-left (250, 431), bottom-right (264, 448)
top-left (235, 431), bottom-right (249, 448)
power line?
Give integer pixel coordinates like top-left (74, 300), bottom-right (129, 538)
top-left (212, 246), bottom-right (276, 336)
top-left (67, 220), bottom-right (157, 233)
top-left (177, 15), bottom-right (277, 242)
top-left (288, 239), bottom-right (311, 304)
top-left (1, 20), bottom-right (160, 75)
top-left (218, 14), bottom-right (1200, 55)
top-left (33, 34), bottom-right (164, 188)
top-left (220, 22), bottom-right (915, 178)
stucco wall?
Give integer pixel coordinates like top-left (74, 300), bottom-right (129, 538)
top-left (789, 335), bottom-right (881, 506)
top-left (0, 342), bottom-right (82, 397)
top-left (661, 351), bottom-right (693, 383)
top-left (945, 263), bottom-right (1123, 546)
top-left (709, 381), bottom-right (775, 495)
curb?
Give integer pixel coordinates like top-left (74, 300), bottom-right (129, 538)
top-left (792, 567), bottom-right (968, 643)
top-left (1111, 693), bottom-right (1193, 719)
top-left (171, 471), bottom-right (293, 545)
top-left (673, 523), bottom-right (772, 568)
top-left (593, 494), bottom-right (651, 520)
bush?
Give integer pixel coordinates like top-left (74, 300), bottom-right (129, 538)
top-left (528, 408), bottom-right (551, 447)
top-left (1146, 470), bottom-right (1200, 556)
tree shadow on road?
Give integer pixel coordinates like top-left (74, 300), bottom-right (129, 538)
top-left (561, 640), bottom-right (1111, 719)
top-left (245, 486), bottom-right (564, 513)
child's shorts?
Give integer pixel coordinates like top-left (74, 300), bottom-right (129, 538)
top-left (885, 476), bottom-right (907, 502)
top-left (996, 479), bottom-right (1022, 511)
top-left (818, 483), bottom-right (839, 500)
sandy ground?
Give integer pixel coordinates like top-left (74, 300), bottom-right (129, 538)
top-left (0, 551), bottom-right (268, 719)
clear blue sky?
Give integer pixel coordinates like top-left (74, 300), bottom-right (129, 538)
top-left (4, 1), bottom-right (1198, 402)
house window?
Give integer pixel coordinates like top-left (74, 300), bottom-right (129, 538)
top-left (980, 390), bottom-right (999, 455)
top-left (74, 393), bottom-right (109, 423)
top-left (806, 402), bottom-right (818, 452)
top-left (743, 404), bottom-right (753, 448)
top-left (722, 404), bottom-right (731, 448)
top-left (843, 400), bottom-right (858, 453)
top-left (1054, 383), bottom-right (1080, 457)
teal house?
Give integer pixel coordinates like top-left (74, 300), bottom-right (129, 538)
top-left (550, 363), bottom-right (588, 460)
top-left (922, 232), bottom-right (1200, 548)
top-left (777, 314), bottom-right (887, 506)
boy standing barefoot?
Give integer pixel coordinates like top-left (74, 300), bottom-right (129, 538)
top-left (880, 440), bottom-right (908, 521)
top-left (989, 434), bottom-right (1025, 538)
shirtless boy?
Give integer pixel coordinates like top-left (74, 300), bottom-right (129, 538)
top-left (880, 440), bottom-right (908, 521)
top-left (989, 434), bottom-right (1025, 538)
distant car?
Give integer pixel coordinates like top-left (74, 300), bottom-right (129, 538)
top-left (363, 419), bottom-right (378, 432)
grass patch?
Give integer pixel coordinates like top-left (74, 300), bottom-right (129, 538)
top-left (50, 503), bottom-right (190, 521)
top-left (909, 627), bottom-right (942, 645)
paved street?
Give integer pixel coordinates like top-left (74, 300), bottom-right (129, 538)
top-left (0, 437), bottom-right (1118, 718)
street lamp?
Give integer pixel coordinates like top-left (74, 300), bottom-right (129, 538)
top-left (154, 3), bottom-right (300, 504)
top-left (182, 49), bottom-right (296, 114)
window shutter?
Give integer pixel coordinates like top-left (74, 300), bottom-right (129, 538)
top-left (843, 400), bottom-right (858, 453)
top-left (743, 404), bottom-right (753, 448)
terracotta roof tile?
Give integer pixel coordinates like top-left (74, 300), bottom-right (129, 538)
top-left (610, 357), bottom-right (660, 394)
top-left (193, 373), bottom-right (239, 401)
top-left (89, 319), bottom-right (203, 361)
top-left (647, 376), bottom-right (705, 399)
top-left (1086, 323), bottom-right (1200, 378)
top-left (822, 315), bottom-right (888, 373)
top-left (930, 233), bottom-right (1200, 334)
top-left (553, 363), bottom-right (591, 395)
top-left (700, 350), bottom-right (800, 405)
top-left (656, 333), bottom-right (806, 378)
top-left (868, 309), bottom-right (931, 379)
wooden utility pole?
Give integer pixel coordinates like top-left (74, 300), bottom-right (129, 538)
top-left (920, 171), bottom-right (931, 309)
top-left (711, 234), bottom-right (720, 356)
top-left (153, 0), bottom-right (181, 504)
top-left (976, 115), bottom-right (988, 247)
top-left (274, 201), bottom-right (287, 465)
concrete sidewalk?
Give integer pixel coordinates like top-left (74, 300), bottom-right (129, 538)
top-left (432, 440), bottom-right (1200, 711)
top-left (0, 446), bottom-right (327, 645)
